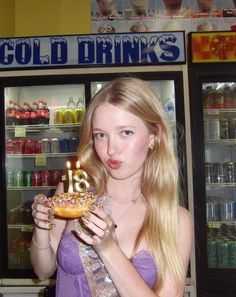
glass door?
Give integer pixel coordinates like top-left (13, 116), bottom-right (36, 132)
top-left (202, 81), bottom-right (236, 269)
top-left (4, 83), bottom-right (85, 271)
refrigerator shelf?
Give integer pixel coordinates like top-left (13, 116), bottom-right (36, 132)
top-left (6, 152), bottom-right (78, 158)
top-left (204, 109), bottom-right (236, 116)
top-left (205, 139), bottom-right (236, 145)
top-left (7, 186), bottom-right (57, 191)
top-left (208, 221), bottom-right (236, 228)
top-left (206, 183), bottom-right (236, 188)
top-left (6, 123), bottom-right (81, 133)
top-left (8, 224), bottom-right (33, 232)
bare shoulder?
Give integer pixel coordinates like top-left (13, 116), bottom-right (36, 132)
top-left (178, 206), bottom-right (193, 225)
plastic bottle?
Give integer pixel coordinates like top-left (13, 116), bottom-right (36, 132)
top-left (6, 100), bottom-right (15, 125)
top-left (30, 102), bottom-right (38, 125)
top-left (64, 97), bottom-right (76, 124)
top-left (37, 100), bottom-right (45, 124)
top-left (43, 100), bottom-right (50, 124)
top-left (22, 102), bottom-right (31, 125)
top-left (14, 102), bottom-right (22, 125)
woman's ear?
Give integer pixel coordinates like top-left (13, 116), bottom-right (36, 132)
top-left (149, 124), bottom-right (163, 149)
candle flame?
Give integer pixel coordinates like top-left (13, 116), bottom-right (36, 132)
top-left (76, 160), bottom-right (81, 169)
top-left (66, 161), bottom-right (71, 169)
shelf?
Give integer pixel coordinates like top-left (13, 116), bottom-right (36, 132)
top-left (6, 152), bottom-right (78, 158)
top-left (7, 186), bottom-right (56, 191)
top-left (8, 224), bottom-right (33, 232)
top-left (204, 109), bottom-right (236, 116)
top-left (6, 123), bottom-right (81, 133)
top-left (206, 183), bottom-right (236, 188)
top-left (208, 221), bottom-right (236, 228)
top-left (205, 139), bottom-right (236, 145)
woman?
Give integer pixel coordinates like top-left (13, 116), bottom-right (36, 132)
top-left (31, 76), bottom-right (193, 297)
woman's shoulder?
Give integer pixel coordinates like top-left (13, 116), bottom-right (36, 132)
top-left (177, 206), bottom-right (193, 230)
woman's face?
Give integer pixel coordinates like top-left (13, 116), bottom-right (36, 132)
top-left (92, 103), bottom-right (154, 181)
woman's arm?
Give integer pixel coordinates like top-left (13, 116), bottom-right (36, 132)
top-left (30, 182), bottom-right (67, 280)
top-left (76, 206), bottom-right (193, 297)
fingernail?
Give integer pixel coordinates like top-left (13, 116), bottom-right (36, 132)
top-left (83, 213), bottom-right (90, 219)
top-left (49, 224), bottom-right (55, 229)
top-left (89, 205), bottom-right (95, 211)
top-left (48, 215), bottom-right (54, 220)
top-left (48, 209), bottom-right (54, 215)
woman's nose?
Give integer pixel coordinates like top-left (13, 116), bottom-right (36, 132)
top-left (107, 137), bottom-right (119, 156)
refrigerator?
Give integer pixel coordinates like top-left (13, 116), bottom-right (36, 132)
top-left (188, 31), bottom-right (236, 297)
top-left (0, 32), bottom-right (195, 297)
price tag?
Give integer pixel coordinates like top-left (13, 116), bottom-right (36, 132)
top-left (14, 126), bottom-right (26, 138)
top-left (35, 155), bottom-right (47, 167)
top-left (208, 222), bottom-right (220, 228)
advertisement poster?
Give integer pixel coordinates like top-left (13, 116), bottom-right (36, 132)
top-left (91, 0), bottom-right (236, 34)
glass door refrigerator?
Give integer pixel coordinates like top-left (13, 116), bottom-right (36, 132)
top-left (188, 31), bottom-right (236, 297)
top-left (0, 32), bottom-right (194, 296)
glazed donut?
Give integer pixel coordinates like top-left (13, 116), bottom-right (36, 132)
top-left (48, 192), bottom-right (96, 219)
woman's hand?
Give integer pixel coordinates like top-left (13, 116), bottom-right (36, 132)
top-left (32, 194), bottom-right (55, 230)
top-left (75, 206), bottom-right (117, 253)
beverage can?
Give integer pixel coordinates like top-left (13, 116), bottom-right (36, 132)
top-left (31, 171), bottom-right (41, 186)
top-left (217, 240), bottom-right (230, 267)
top-left (64, 109), bottom-right (75, 124)
top-left (207, 240), bottom-right (217, 268)
top-left (74, 108), bottom-right (84, 124)
top-left (6, 139), bottom-right (14, 154)
top-left (41, 170), bottom-right (52, 186)
top-left (228, 118), bottom-right (236, 139)
top-left (205, 163), bottom-right (213, 183)
top-left (213, 162), bottom-right (226, 183)
top-left (23, 140), bottom-right (34, 154)
top-left (54, 109), bottom-right (64, 125)
top-left (7, 171), bottom-right (14, 187)
top-left (229, 242), bottom-right (236, 267)
top-left (210, 119), bottom-right (220, 139)
top-left (51, 138), bottom-right (60, 153)
top-left (220, 200), bottom-right (234, 221)
top-left (69, 137), bottom-right (78, 152)
top-left (225, 162), bottom-right (235, 183)
top-left (14, 171), bottom-right (24, 187)
top-left (34, 140), bottom-right (42, 154)
top-left (51, 170), bottom-right (62, 186)
top-left (41, 138), bottom-right (50, 153)
top-left (23, 171), bottom-right (32, 187)
top-left (14, 140), bottom-right (24, 154)
top-left (204, 120), bottom-right (211, 140)
top-left (220, 118), bottom-right (229, 139)
top-left (59, 138), bottom-right (69, 153)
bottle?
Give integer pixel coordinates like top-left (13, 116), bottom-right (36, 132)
top-left (6, 100), bottom-right (15, 125)
top-left (14, 102), bottom-right (22, 125)
top-left (74, 97), bottom-right (85, 124)
top-left (22, 102), bottom-right (31, 125)
top-left (223, 85), bottom-right (232, 109)
top-left (64, 97), bottom-right (75, 124)
top-left (44, 100), bottom-right (50, 124)
top-left (37, 100), bottom-right (45, 124)
top-left (30, 102), bottom-right (38, 125)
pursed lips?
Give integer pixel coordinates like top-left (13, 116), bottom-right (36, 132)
top-left (106, 159), bottom-right (122, 169)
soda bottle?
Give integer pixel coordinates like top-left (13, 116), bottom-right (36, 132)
top-left (64, 97), bottom-right (75, 124)
top-left (30, 102), bottom-right (37, 125)
top-left (6, 100), bottom-right (15, 125)
top-left (44, 100), bottom-right (50, 124)
top-left (22, 102), bottom-right (31, 125)
top-left (74, 97), bottom-right (85, 124)
top-left (14, 102), bottom-right (22, 125)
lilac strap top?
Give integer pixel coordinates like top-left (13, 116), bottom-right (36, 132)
top-left (56, 232), bottom-right (157, 297)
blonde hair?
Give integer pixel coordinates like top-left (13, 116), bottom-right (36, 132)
top-left (78, 76), bottom-right (185, 293)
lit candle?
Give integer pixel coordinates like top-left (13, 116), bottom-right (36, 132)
top-left (66, 161), bottom-right (74, 193)
top-left (73, 160), bottom-right (89, 193)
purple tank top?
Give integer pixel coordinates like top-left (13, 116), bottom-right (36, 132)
top-left (56, 232), bottom-right (157, 297)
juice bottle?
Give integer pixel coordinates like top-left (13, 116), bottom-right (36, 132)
top-left (74, 97), bottom-right (85, 124)
top-left (64, 97), bottom-right (75, 124)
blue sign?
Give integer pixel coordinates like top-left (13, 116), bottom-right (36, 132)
top-left (0, 32), bottom-right (185, 69)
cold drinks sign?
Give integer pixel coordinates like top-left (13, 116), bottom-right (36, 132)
top-left (0, 32), bottom-right (185, 69)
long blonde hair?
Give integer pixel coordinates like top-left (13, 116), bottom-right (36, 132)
top-left (78, 76), bottom-right (185, 293)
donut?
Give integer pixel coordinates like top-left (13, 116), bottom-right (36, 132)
top-left (48, 192), bottom-right (96, 219)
